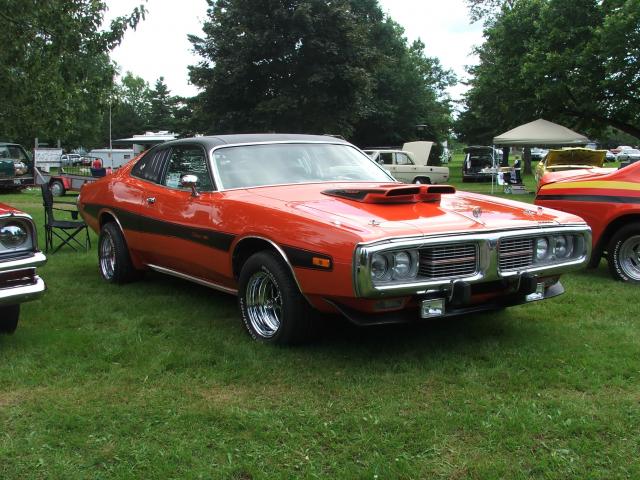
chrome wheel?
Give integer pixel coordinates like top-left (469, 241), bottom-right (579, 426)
top-left (245, 270), bottom-right (283, 338)
top-left (619, 234), bottom-right (640, 281)
top-left (99, 231), bottom-right (116, 280)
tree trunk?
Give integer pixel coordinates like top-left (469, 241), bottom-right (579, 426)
top-left (501, 146), bottom-right (509, 167)
top-left (523, 147), bottom-right (532, 175)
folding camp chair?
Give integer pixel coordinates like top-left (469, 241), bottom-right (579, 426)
top-left (40, 184), bottom-right (91, 253)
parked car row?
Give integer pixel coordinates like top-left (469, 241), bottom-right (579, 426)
top-left (4, 135), bottom-right (637, 344)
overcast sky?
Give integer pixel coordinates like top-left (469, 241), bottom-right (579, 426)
top-left (104, 0), bottom-right (484, 102)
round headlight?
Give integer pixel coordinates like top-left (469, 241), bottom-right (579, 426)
top-left (0, 223), bottom-right (28, 248)
top-left (535, 237), bottom-right (549, 261)
top-left (393, 251), bottom-right (412, 278)
top-left (553, 235), bottom-right (573, 259)
top-left (371, 253), bottom-right (389, 280)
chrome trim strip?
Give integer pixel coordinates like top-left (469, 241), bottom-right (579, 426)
top-left (147, 264), bottom-right (238, 295)
top-left (0, 251), bottom-right (47, 272)
top-left (96, 208), bottom-right (130, 246)
top-left (354, 223), bottom-right (586, 248)
top-left (207, 140), bottom-right (395, 191)
top-left (231, 235), bottom-right (311, 303)
top-left (0, 276), bottom-right (46, 306)
top-left (353, 225), bottom-right (591, 298)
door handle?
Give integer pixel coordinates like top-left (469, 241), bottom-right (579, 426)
top-left (146, 197), bottom-right (156, 204)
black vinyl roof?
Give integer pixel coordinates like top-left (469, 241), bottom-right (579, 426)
top-left (162, 134), bottom-right (350, 150)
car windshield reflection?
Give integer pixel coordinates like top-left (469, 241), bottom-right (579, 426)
top-left (212, 143), bottom-right (392, 189)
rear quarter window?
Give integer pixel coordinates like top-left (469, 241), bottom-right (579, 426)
top-left (131, 149), bottom-right (170, 183)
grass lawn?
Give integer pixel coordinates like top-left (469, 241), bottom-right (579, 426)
top-left (1, 157), bottom-right (639, 479)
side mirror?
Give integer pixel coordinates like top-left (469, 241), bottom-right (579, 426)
top-left (180, 174), bottom-right (200, 197)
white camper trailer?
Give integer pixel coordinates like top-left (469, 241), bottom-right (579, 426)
top-left (87, 149), bottom-right (135, 169)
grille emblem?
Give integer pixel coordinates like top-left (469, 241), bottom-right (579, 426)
top-left (472, 207), bottom-right (482, 218)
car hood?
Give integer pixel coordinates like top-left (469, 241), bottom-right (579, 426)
top-left (545, 148), bottom-right (606, 168)
top-left (250, 183), bottom-right (580, 242)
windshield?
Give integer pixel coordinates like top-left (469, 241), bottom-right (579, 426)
top-left (0, 145), bottom-right (29, 162)
top-left (212, 143), bottom-right (394, 189)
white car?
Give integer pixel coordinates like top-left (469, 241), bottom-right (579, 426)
top-left (363, 149), bottom-right (449, 184)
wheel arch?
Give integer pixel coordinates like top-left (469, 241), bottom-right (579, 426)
top-left (232, 236), bottom-right (302, 288)
top-left (591, 213), bottom-right (640, 267)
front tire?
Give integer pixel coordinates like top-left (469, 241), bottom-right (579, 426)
top-left (238, 251), bottom-right (316, 344)
top-left (98, 222), bottom-right (139, 283)
top-left (607, 223), bottom-right (640, 283)
top-left (0, 305), bottom-right (20, 334)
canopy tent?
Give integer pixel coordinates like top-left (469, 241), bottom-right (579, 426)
top-left (493, 119), bottom-right (589, 146)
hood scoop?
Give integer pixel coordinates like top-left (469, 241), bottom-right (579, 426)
top-left (322, 185), bottom-right (456, 204)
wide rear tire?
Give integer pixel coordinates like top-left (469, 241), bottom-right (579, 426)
top-left (238, 251), bottom-right (316, 345)
top-left (0, 305), bottom-right (20, 334)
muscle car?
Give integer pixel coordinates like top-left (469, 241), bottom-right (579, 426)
top-left (535, 160), bottom-right (640, 283)
top-left (78, 134), bottom-right (592, 344)
top-left (0, 203), bottom-right (47, 333)
top-left (534, 148), bottom-right (607, 185)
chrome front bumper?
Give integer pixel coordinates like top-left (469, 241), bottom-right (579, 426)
top-left (354, 225), bottom-right (592, 298)
top-left (0, 251), bottom-right (47, 306)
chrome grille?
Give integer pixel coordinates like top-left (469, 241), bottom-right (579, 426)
top-left (498, 237), bottom-right (534, 271)
top-left (418, 243), bottom-right (477, 279)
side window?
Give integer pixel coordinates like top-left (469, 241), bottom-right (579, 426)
top-left (162, 146), bottom-right (214, 191)
top-left (131, 148), bottom-right (170, 183)
top-left (396, 153), bottom-right (413, 165)
top-left (379, 152), bottom-right (393, 165)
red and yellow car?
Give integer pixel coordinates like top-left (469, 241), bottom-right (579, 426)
top-left (0, 202), bottom-right (47, 333)
top-left (535, 160), bottom-right (640, 283)
top-left (78, 134), bottom-right (591, 344)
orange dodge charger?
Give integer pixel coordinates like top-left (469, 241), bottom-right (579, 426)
top-left (78, 134), bottom-right (591, 344)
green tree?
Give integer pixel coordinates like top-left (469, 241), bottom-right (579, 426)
top-left (456, 0), bottom-right (640, 148)
top-left (148, 77), bottom-right (177, 132)
top-left (189, 0), bottom-right (454, 144)
top-left (100, 72), bottom-right (152, 145)
top-left (0, 1), bottom-right (145, 147)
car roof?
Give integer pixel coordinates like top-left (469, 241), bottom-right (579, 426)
top-left (158, 134), bottom-right (351, 150)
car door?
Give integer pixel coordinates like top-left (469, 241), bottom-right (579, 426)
top-left (392, 152), bottom-right (417, 183)
top-left (378, 152), bottom-right (397, 179)
top-left (119, 146), bottom-right (172, 260)
top-left (140, 144), bottom-right (231, 285)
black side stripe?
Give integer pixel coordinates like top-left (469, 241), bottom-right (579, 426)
top-left (83, 203), bottom-right (235, 251)
top-left (537, 194), bottom-right (640, 204)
